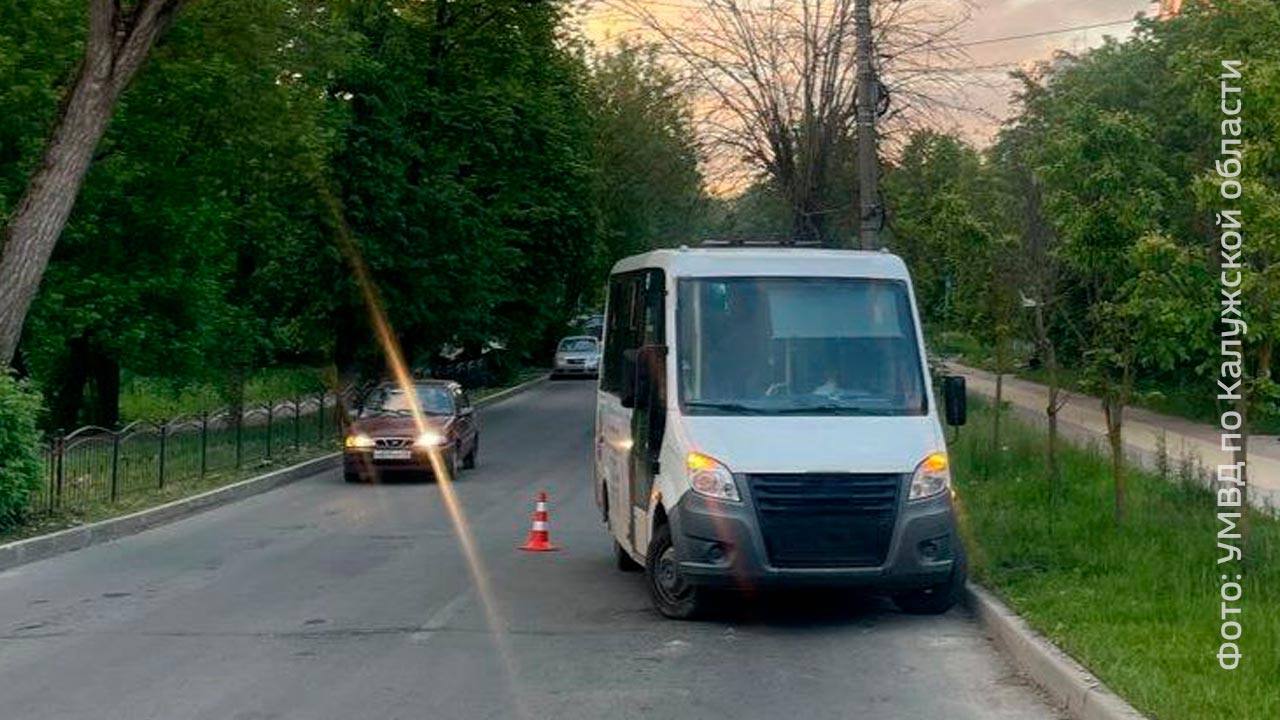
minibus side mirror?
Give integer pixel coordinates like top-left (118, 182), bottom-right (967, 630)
top-left (942, 375), bottom-right (967, 427)
top-left (620, 350), bottom-right (638, 409)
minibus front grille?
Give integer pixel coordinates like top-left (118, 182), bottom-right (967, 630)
top-left (745, 473), bottom-right (903, 568)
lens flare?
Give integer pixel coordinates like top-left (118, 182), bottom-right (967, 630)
top-left (321, 189), bottom-right (530, 718)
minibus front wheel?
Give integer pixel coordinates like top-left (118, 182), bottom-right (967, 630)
top-left (646, 523), bottom-right (713, 620)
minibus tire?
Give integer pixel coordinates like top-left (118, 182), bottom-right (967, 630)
top-left (646, 524), bottom-right (712, 620)
top-left (892, 544), bottom-right (967, 615)
top-left (615, 540), bottom-right (643, 572)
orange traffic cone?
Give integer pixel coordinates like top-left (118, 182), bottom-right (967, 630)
top-left (519, 491), bottom-right (559, 552)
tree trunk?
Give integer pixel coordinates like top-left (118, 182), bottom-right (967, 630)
top-left (0, 75), bottom-right (117, 366)
top-left (1103, 389), bottom-right (1127, 525)
top-left (88, 343), bottom-right (120, 428)
top-left (988, 371), bottom-right (1003, 481)
top-left (10, 347), bottom-right (30, 381)
top-left (1047, 389), bottom-right (1059, 496)
top-left (0, 0), bottom-right (186, 366)
top-left (1100, 361), bottom-right (1131, 525)
top-left (227, 365), bottom-right (247, 440)
top-left (1034, 303), bottom-right (1062, 498)
top-left (50, 334), bottom-right (92, 431)
top-left (989, 326), bottom-right (1013, 479)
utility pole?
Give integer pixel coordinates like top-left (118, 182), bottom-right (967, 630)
top-left (854, 0), bottom-right (880, 250)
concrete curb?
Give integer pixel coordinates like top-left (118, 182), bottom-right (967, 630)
top-left (474, 373), bottom-right (548, 407)
top-left (963, 584), bottom-right (1148, 720)
top-left (0, 453), bottom-right (341, 574)
top-left (0, 373), bottom-right (549, 574)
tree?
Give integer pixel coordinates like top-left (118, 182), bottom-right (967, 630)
top-left (333, 0), bottom-right (601, 374)
top-left (14, 0), bottom-right (349, 429)
top-left (1034, 99), bottom-right (1178, 524)
top-left (1170, 0), bottom-right (1280, 520)
top-left (588, 43), bottom-right (707, 272)
top-left (883, 130), bottom-right (988, 325)
top-left (986, 103), bottom-right (1069, 495)
top-left (0, 0), bottom-right (189, 367)
top-left (610, 0), bottom-right (971, 245)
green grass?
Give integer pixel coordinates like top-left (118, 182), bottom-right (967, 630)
top-left (953, 401), bottom-right (1279, 720)
top-left (118, 367), bottom-right (328, 422)
top-left (0, 441), bottom-right (335, 545)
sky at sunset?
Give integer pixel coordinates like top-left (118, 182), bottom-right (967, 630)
top-left (578, 0), bottom-right (1158, 146)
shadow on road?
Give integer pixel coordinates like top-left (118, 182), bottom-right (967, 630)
top-left (702, 587), bottom-right (897, 628)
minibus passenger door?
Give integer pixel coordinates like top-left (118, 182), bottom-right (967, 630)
top-left (628, 345), bottom-right (667, 552)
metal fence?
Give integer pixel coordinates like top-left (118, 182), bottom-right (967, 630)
top-left (36, 390), bottom-right (355, 515)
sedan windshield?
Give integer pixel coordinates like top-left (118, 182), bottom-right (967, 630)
top-left (677, 277), bottom-right (926, 416)
top-left (361, 385), bottom-right (454, 416)
top-left (559, 338), bottom-right (599, 353)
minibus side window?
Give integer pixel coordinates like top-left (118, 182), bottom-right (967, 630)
top-left (601, 270), bottom-right (665, 398)
top-left (602, 274), bottom-right (635, 395)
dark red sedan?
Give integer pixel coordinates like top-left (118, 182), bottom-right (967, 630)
top-left (343, 380), bottom-right (479, 483)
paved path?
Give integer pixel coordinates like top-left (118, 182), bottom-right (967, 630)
top-left (950, 363), bottom-right (1280, 512)
top-left (0, 380), bottom-right (1061, 720)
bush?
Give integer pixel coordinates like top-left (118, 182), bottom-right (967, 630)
top-left (0, 373), bottom-right (44, 531)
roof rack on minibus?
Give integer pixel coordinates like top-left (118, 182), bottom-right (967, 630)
top-left (695, 238), bottom-right (828, 248)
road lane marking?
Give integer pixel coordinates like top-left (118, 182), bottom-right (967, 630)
top-left (410, 590), bottom-right (472, 643)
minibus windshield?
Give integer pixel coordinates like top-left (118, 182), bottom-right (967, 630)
top-left (677, 277), bottom-right (927, 416)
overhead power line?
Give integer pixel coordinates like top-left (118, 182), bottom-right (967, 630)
top-left (957, 17), bottom-right (1141, 48)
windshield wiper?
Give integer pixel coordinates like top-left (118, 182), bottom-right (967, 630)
top-left (683, 400), bottom-right (771, 414)
top-left (771, 402), bottom-right (899, 416)
top-left (365, 408), bottom-right (414, 417)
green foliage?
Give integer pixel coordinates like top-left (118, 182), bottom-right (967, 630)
top-left (0, 373), bottom-right (43, 530)
top-left (0, 0), bottom-right (84, 216)
top-left (884, 131), bottom-right (996, 333)
top-left (118, 367), bottom-right (327, 422)
top-left (1117, 234), bottom-right (1214, 373)
top-left (8, 0), bottom-right (351, 428)
top-left (333, 0), bottom-right (599, 367)
top-left (709, 182), bottom-right (792, 241)
top-left (589, 43), bottom-right (706, 272)
top-left (887, 2), bottom-right (1280, 433)
top-left (1, 0), bottom-right (707, 430)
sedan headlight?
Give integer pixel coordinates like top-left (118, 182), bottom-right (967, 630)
top-left (687, 452), bottom-right (740, 502)
top-left (414, 430), bottom-right (445, 447)
top-left (909, 452), bottom-right (951, 501)
top-left (345, 433), bottom-right (374, 449)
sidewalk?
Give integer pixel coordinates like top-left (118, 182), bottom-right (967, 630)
top-left (948, 363), bottom-right (1280, 513)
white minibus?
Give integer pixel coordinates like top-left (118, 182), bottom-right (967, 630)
top-left (593, 247), bottom-right (968, 619)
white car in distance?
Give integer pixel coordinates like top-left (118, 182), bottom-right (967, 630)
top-left (553, 336), bottom-right (601, 379)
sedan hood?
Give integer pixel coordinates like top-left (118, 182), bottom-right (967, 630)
top-left (350, 415), bottom-right (450, 436)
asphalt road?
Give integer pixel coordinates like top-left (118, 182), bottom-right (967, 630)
top-left (0, 380), bottom-right (1062, 720)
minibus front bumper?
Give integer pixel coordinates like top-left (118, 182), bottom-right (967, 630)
top-left (668, 481), bottom-right (958, 590)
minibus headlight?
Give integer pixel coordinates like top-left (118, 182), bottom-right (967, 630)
top-left (687, 452), bottom-right (740, 502)
top-left (909, 452), bottom-right (950, 501)
top-left (345, 433), bottom-right (374, 449)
